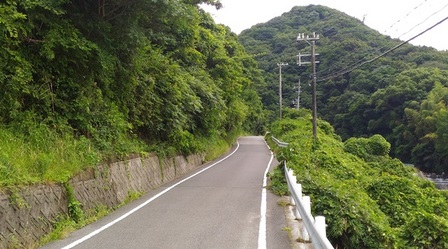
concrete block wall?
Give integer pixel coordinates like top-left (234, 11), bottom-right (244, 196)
top-left (0, 184), bottom-right (67, 249)
top-left (0, 153), bottom-right (205, 249)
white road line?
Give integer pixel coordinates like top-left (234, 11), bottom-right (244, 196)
top-left (258, 140), bottom-right (274, 249)
top-left (61, 141), bottom-right (241, 249)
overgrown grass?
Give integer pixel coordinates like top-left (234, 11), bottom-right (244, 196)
top-left (38, 204), bottom-right (111, 247)
top-left (267, 164), bottom-right (288, 196)
top-left (39, 190), bottom-right (143, 246)
top-left (0, 125), bottom-right (101, 187)
top-left (203, 129), bottom-right (243, 161)
top-left (0, 121), bottom-right (241, 188)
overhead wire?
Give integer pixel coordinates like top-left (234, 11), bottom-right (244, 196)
top-left (396, 1), bottom-right (448, 40)
top-left (317, 13), bottom-right (448, 82)
top-left (383, 0), bottom-right (429, 35)
top-left (313, 0), bottom-right (433, 79)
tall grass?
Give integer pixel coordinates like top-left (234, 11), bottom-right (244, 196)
top-left (0, 121), bottom-right (244, 188)
top-left (0, 124), bottom-right (101, 187)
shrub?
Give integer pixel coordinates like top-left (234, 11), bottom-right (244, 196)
top-left (270, 116), bottom-right (448, 248)
top-left (344, 137), bottom-right (370, 159)
top-left (282, 108), bottom-right (312, 120)
top-left (297, 172), bottom-right (393, 248)
top-left (344, 134), bottom-right (391, 160)
top-left (368, 134), bottom-right (391, 156)
top-left (367, 158), bottom-right (414, 177)
top-left (399, 212), bottom-right (448, 248)
top-left (366, 175), bottom-right (423, 227)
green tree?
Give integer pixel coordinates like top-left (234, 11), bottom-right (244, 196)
top-left (1, 0), bottom-right (267, 155)
top-left (403, 82), bottom-right (448, 172)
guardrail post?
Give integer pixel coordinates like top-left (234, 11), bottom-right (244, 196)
top-left (315, 216), bottom-right (327, 238)
top-left (302, 196), bottom-right (311, 242)
top-left (303, 196), bottom-right (311, 215)
top-left (292, 185), bottom-right (302, 219)
top-left (286, 168), bottom-right (302, 219)
top-left (273, 135), bottom-right (334, 249)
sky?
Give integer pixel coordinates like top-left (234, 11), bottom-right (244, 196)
top-left (201, 0), bottom-right (448, 51)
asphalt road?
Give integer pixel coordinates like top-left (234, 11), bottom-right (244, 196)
top-left (41, 136), bottom-right (291, 249)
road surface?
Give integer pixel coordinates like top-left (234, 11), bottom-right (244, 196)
top-left (40, 136), bottom-right (291, 249)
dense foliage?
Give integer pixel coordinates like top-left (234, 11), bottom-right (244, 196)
top-left (239, 5), bottom-right (448, 173)
top-left (0, 0), bottom-right (267, 186)
top-left (270, 108), bottom-right (448, 248)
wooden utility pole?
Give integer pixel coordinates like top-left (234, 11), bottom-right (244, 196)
top-left (296, 78), bottom-right (301, 110)
top-left (297, 32), bottom-right (319, 140)
top-left (277, 62), bottom-right (288, 119)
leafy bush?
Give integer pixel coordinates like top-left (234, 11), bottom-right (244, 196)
top-left (368, 134), bottom-right (391, 156)
top-left (269, 115), bottom-right (448, 248)
top-left (343, 137), bottom-right (370, 158)
top-left (367, 159), bottom-right (414, 177)
top-left (366, 175), bottom-right (424, 227)
top-left (399, 212), bottom-right (448, 248)
top-left (302, 174), bottom-right (393, 248)
top-left (282, 108), bottom-right (312, 120)
top-left (64, 182), bottom-right (84, 223)
top-left (170, 130), bottom-right (203, 155)
top-left (344, 134), bottom-right (391, 161)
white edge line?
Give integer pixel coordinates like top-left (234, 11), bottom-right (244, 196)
top-left (258, 139), bottom-right (274, 249)
top-left (61, 140), bottom-right (241, 249)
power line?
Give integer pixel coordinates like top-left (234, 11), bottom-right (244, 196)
top-left (320, 0), bottom-right (434, 78)
top-left (317, 14), bottom-right (448, 82)
top-left (316, 0), bottom-right (446, 80)
top-left (397, 2), bottom-right (448, 40)
top-left (383, 0), bottom-right (430, 35)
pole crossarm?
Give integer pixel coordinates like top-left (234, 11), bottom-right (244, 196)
top-left (297, 53), bottom-right (320, 66)
top-left (297, 32), bottom-right (320, 42)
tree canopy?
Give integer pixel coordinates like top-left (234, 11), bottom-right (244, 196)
top-left (0, 0), bottom-right (267, 185)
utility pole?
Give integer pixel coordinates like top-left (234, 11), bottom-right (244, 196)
top-left (277, 62), bottom-right (288, 119)
top-left (297, 32), bottom-right (319, 140)
top-left (296, 78), bottom-right (301, 110)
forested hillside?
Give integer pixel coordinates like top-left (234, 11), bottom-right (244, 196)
top-left (0, 0), bottom-right (267, 186)
top-left (239, 5), bottom-right (448, 173)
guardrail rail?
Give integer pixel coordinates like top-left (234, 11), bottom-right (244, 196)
top-left (271, 136), bottom-right (334, 249)
top-left (271, 136), bottom-right (289, 148)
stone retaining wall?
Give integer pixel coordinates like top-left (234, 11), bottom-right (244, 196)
top-left (0, 153), bottom-right (205, 249)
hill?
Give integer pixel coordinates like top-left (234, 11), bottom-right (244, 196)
top-left (239, 5), bottom-right (448, 173)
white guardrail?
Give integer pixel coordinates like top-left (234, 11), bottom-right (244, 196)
top-left (271, 136), bottom-right (334, 249)
top-left (271, 136), bottom-right (289, 148)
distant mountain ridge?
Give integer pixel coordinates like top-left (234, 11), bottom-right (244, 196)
top-left (239, 5), bottom-right (448, 173)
